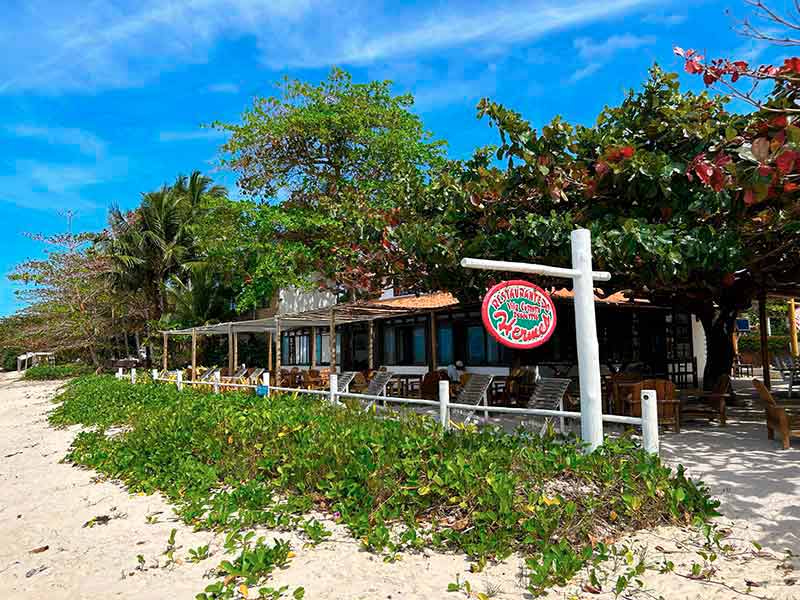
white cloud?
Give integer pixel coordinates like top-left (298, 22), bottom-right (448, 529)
top-left (0, 160), bottom-right (106, 211)
top-left (207, 82), bottom-right (240, 94)
top-left (574, 34), bottom-right (655, 61)
top-left (569, 33), bottom-right (655, 83)
top-left (642, 13), bottom-right (686, 26)
top-left (5, 125), bottom-right (106, 158)
top-left (0, 0), bottom-right (656, 94)
top-left (569, 63), bottom-right (602, 83)
top-left (158, 129), bottom-right (228, 142)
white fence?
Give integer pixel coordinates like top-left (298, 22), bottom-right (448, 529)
top-left (115, 368), bottom-right (660, 455)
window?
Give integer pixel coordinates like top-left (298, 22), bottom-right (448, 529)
top-left (281, 329), bottom-right (311, 365)
top-left (313, 329), bottom-right (341, 365)
top-left (383, 327), bottom-right (396, 364)
top-left (436, 322), bottom-right (454, 365)
top-left (466, 325), bottom-right (486, 364)
top-left (381, 316), bottom-right (428, 365)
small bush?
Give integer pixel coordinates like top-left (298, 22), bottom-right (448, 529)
top-left (50, 376), bottom-right (719, 596)
top-left (1, 347), bottom-right (22, 371)
top-left (24, 363), bottom-right (93, 380)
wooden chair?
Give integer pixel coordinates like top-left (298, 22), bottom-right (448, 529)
top-left (609, 373), bottom-right (643, 415)
top-left (420, 370), bottom-right (448, 400)
top-left (351, 372), bottom-right (368, 393)
top-left (752, 379), bottom-right (800, 449)
top-left (302, 369), bottom-right (323, 390)
top-left (625, 378), bottom-right (680, 432)
top-left (681, 374), bottom-right (730, 427)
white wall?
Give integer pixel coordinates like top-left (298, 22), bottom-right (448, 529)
top-left (278, 286), bottom-right (337, 315)
top-left (691, 314), bottom-right (707, 386)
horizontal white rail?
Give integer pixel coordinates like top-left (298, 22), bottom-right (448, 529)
top-left (125, 369), bottom-right (658, 454)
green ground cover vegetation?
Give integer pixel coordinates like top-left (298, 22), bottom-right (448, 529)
top-left (50, 376), bottom-right (719, 597)
top-left (24, 363), bottom-right (94, 380)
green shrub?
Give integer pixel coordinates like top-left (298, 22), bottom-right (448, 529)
top-left (24, 363), bottom-right (93, 380)
top-left (737, 334), bottom-right (790, 356)
top-left (50, 376), bottom-right (719, 596)
top-left (1, 347), bottom-right (22, 371)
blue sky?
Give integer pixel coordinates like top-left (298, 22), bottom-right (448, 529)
top-left (0, 0), bottom-right (783, 316)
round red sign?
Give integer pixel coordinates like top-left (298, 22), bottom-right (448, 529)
top-left (481, 280), bottom-right (557, 349)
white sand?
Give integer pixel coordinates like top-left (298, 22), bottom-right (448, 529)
top-left (0, 371), bottom-right (797, 599)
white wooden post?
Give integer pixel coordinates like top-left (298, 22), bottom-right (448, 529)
top-left (329, 373), bottom-right (338, 404)
top-left (131, 368), bottom-right (137, 384)
top-left (483, 390), bottom-right (489, 421)
top-left (116, 367), bottom-right (123, 380)
top-left (439, 379), bottom-right (450, 431)
top-left (640, 389), bottom-right (659, 454)
top-left (151, 368), bottom-right (158, 381)
top-left (262, 372), bottom-right (270, 397)
top-left (571, 229), bottom-right (604, 452)
top-left (460, 227), bottom-right (611, 453)
top-left (176, 371), bottom-right (183, 391)
top-left (213, 371), bottom-right (220, 394)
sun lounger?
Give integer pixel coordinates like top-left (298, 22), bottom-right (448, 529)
top-left (774, 356), bottom-right (800, 397)
top-left (451, 374), bottom-right (493, 424)
top-left (336, 371), bottom-right (357, 393)
top-left (753, 379), bottom-right (800, 449)
top-left (527, 378), bottom-right (570, 434)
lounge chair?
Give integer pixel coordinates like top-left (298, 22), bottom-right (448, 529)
top-left (450, 374), bottom-right (494, 424)
top-left (681, 374), bottom-right (730, 426)
top-left (625, 378), bottom-right (681, 433)
top-left (351, 371), bottom-right (394, 410)
top-left (753, 379), bottom-right (800, 449)
top-left (336, 371), bottom-right (357, 392)
top-left (774, 356), bottom-right (800, 397)
top-left (527, 377), bottom-right (570, 434)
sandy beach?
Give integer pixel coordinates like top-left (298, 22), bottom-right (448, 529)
top-left (1, 371), bottom-right (798, 599)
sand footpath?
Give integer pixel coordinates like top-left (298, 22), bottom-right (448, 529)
top-left (0, 371), bottom-right (797, 599)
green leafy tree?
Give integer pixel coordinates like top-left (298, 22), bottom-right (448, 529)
top-left (214, 68), bottom-right (446, 305)
top-left (5, 232), bottom-right (147, 366)
top-left (391, 66), bottom-right (800, 384)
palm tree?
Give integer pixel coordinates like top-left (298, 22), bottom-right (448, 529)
top-left (102, 171), bottom-right (228, 320)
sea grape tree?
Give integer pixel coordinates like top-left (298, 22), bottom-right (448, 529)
top-left (390, 64), bottom-right (799, 384)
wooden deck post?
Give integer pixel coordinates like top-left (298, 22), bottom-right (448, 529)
top-left (789, 298), bottom-right (798, 358)
top-left (162, 333), bottom-right (168, 371)
top-left (227, 324), bottom-right (234, 374)
top-left (267, 331), bottom-right (273, 371)
top-left (191, 329), bottom-right (197, 380)
top-left (329, 308), bottom-right (337, 373)
top-left (275, 318), bottom-right (281, 381)
top-left (368, 321), bottom-right (374, 370)
top-left (429, 311), bottom-right (438, 372)
top-left (759, 293), bottom-right (771, 389)
top-left (233, 331), bottom-right (239, 368)
top-left (310, 326), bottom-right (317, 367)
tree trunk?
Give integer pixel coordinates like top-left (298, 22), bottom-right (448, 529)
top-left (698, 303), bottom-right (737, 390)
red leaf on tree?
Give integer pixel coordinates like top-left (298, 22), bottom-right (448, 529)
top-left (620, 146), bottom-right (635, 159)
top-left (776, 151), bottom-right (797, 174)
top-left (784, 182), bottom-right (800, 192)
top-left (781, 57), bottom-right (800, 74)
top-left (744, 189), bottom-right (757, 205)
